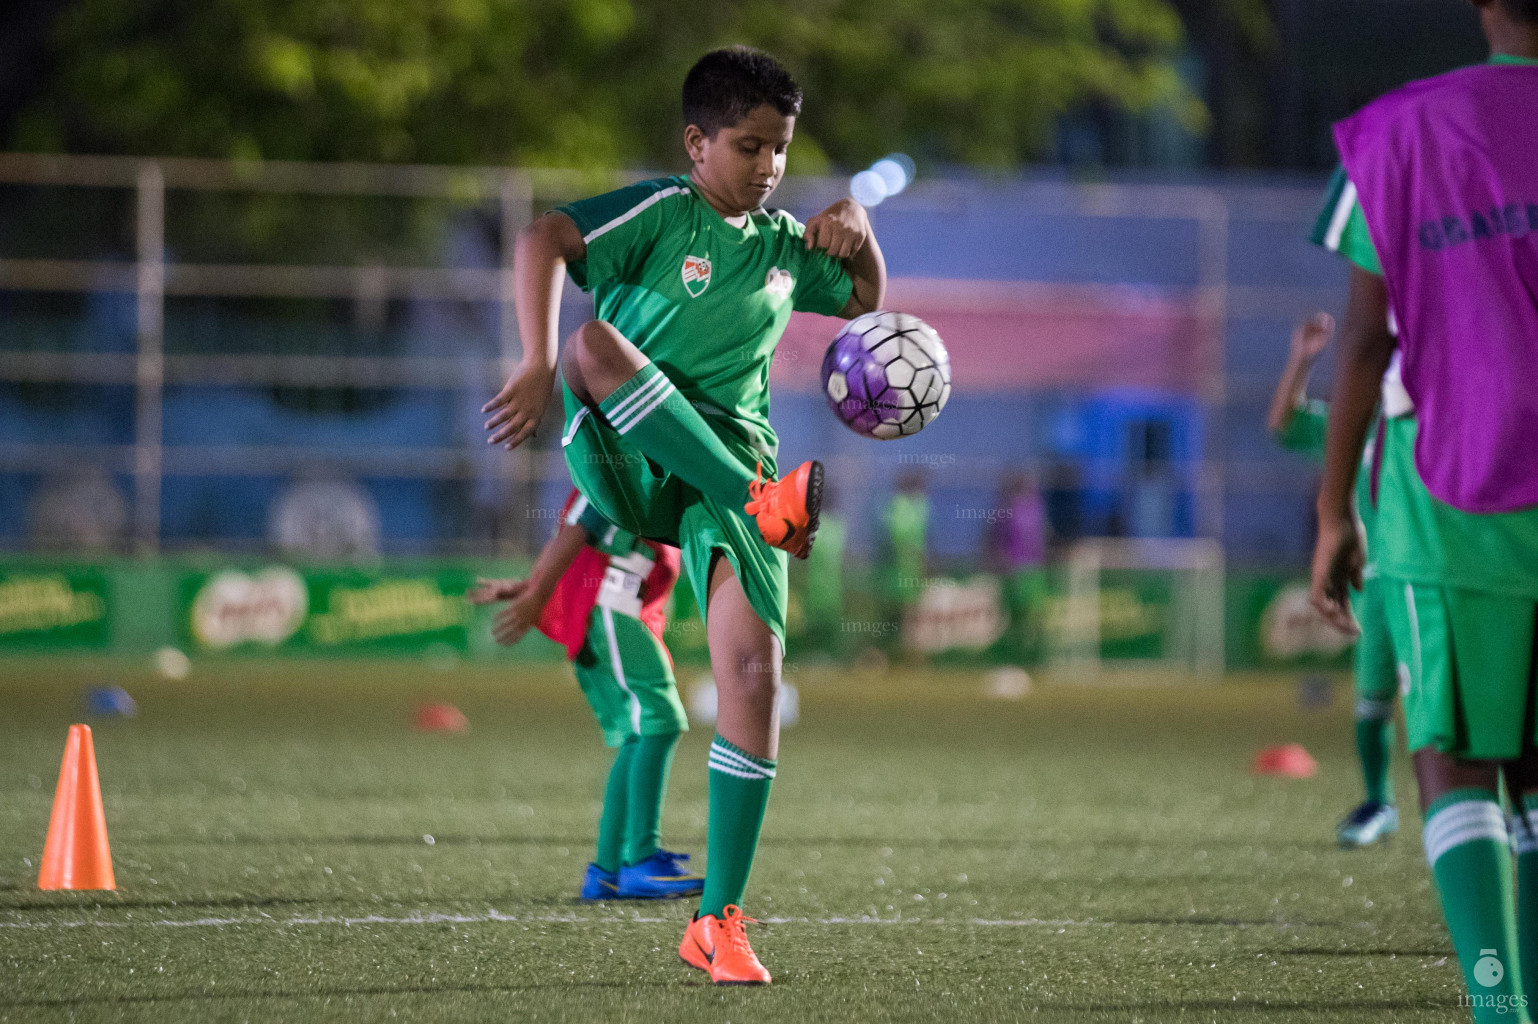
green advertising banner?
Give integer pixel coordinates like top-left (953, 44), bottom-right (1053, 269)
top-left (0, 556), bottom-right (1359, 672)
top-left (177, 564), bottom-right (482, 654)
top-left (0, 566), bottom-right (109, 650)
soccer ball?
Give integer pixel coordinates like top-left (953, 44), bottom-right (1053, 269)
top-left (820, 312), bottom-right (951, 440)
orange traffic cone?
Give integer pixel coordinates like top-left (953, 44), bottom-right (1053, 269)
top-left (37, 724), bottom-right (115, 890)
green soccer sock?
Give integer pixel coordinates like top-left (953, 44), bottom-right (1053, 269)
top-left (1514, 795), bottom-right (1538, 1008)
top-left (623, 731), bottom-right (681, 866)
top-left (598, 362), bottom-right (757, 508)
top-left (594, 738), bottom-right (637, 874)
top-left (698, 734), bottom-right (776, 918)
top-left (1423, 789), bottom-right (1526, 1023)
top-left (1354, 696), bottom-right (1395, 805)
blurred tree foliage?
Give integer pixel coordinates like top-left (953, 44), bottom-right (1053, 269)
top-left (10, 0), bottom-right (1271, 171)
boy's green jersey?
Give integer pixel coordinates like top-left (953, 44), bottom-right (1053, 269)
top-left (557, 175), bottom-right (853, 459)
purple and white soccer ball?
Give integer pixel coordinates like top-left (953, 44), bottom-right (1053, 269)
top-left (820, 311), bottom-right (951, 440)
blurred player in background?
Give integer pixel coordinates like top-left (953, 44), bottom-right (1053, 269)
top-left (468, 490), bottom-right (701, 901)
top-left (989, 469), bottom-right (1050, 665)
top-left (1268, 312), bottom-right (1409, 848)
top-left (1311, 2), bottom-right (1538, 1018)
top-left (481, 46), bottom-right (885, 984)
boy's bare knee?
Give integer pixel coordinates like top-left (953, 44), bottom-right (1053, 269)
top-left (568, 321), bottom-right (624, 368)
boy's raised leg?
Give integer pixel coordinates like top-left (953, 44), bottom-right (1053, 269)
top-left (566, 321), bottom-right (820, 557)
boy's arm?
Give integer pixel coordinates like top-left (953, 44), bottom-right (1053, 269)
top-left (1267, 313), bottom-right (1334, 436)
top-left (520, 518), bottom-right (592, 612)
top-left (1310, 269), bottom-right (1395, 634)
top-left (484, 212), bottom-right (588, 449)
top-left (471, 518), bottom-right (592, 646)
top-left (804, 198), bottom-right (886, 316)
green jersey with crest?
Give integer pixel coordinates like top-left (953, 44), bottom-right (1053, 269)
top-left (557, 175), bottom-right (853, 459)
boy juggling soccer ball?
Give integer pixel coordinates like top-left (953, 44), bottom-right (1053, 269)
top-left (1311, 2), bottom-right (1538, 1018)
top-left (468, 490), bottom-right (701, 901)
top-left (483, 47), bottom-right (885, 984)
top-left (1268, 312), bottom-right (1410, 848)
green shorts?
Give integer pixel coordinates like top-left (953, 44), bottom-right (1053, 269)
top-left (572, 604), bottom-right (688, 748)
top-left (1350, 574), bottom-right (1399, 713)
top-left (1382, 576), bottom-right (1538, 759)
top-left (560, 385), bottom-right (789, 648)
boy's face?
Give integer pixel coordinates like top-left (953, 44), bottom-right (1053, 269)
top-left (685, 104), bottom-right (794, 215)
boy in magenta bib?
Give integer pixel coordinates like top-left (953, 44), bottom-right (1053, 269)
top-left (1310, 2), bottom-right (1538, 1019)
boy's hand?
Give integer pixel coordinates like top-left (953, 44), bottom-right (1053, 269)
top-left (1290, 312), bottom-right (1335, 360)
top-left (466, 578), bottom-right (543, 645)
top-left (805, 199), bottom-right (870, 260)
top-left (483, 362), bottom-right (556, 450)
top-left (466, 577), bottom-right (527, 605)
top-left (1309, 512), bottom-right (1363, 636)
top-left (491, 589), bottom-right (544, 646)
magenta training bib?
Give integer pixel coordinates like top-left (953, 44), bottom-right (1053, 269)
top-left (1334, 63), bottom-right (1538, 513)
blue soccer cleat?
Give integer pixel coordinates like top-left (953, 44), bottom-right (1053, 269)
top-left (1336, 802), bottom-right (1399, 848)
top-left (616, 850), bottom-right (704, 899)
top-left (579, 863), bottom-right (620, 901)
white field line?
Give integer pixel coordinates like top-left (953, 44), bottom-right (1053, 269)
top-left (0, 910), bottom-right (1108, 931)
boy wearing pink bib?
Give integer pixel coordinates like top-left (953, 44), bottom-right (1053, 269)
top-left (1311, 3), bottom-right (1538, 1020)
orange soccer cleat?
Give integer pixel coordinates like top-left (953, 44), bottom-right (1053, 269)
top-left (745, 461), bottom-right (822, 560)
top-left (678, 905), bottom-right (772, 985)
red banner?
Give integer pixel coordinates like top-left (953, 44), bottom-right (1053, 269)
top-left (773, 279), bottom-right (1210, 393)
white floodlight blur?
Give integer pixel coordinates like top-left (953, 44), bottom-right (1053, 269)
top-left (871, 158), bottom-right (909, 197)
top-left (850, 169), bottom-right (888, 207)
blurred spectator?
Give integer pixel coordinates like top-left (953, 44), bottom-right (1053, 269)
top-left (989, 469), bottom-right (1051, 663)
top-left (270, 474), bottom-right (381, 560)
top-left (27, 470), bottom-right (128, 552)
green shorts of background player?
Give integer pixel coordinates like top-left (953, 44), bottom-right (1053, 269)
top-left (468, 496), bottom-right (699, 902)
top-left (480, 47), bottom-right (887, 984)
top-left (1268, 311), bottom-right (1400, 848)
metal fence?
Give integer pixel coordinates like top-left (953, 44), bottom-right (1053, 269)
top-left (0, 152), bottom-right (1343, 564)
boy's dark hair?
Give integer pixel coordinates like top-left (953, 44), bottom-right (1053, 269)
top-left (1501, 0), bottom-right (1538, 21)
top-left (682, 47), bottom-right (802, 137)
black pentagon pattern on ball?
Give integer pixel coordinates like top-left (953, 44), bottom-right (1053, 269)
top-left (858, 326), bottom-right (941, 437)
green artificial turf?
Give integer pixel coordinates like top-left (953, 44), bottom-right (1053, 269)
top-left (0, 657), bottom-right (1468, 1022)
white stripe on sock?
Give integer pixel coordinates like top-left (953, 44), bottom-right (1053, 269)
top-left (1510, 814), bottom-right (1538, 856)
top-left (709, 742), bottom-right (776, 778)
top-left (713, 753), bottom-right (775, 777)
top-left (603, 372), bottom-right (670, 427)
top-left (1424, 800), bottom-right (1506, 867)
top-left (612, 380), bottom-right (677, 435)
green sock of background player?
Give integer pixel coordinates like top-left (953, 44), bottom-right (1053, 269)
top-left (1424, 789), bottom-right (1526, 1022)
top-left (623, 732), bottom-right (681, 865)
top-left (698, 734), bottom-right (775, 917)
top-left (594, 738), bottom-right (637, 874)
top-left (1354, 699), bottom-right (1394, 804)
top-left (1513, 796), bottom-right (1538, 1007)
top-left (598, 362), bottom-right (757, 507)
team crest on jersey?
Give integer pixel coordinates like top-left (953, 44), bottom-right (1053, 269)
top-left (764, 266), bottom-right (794, 299)
top-left (681, 255), bottom-right (712, 297)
